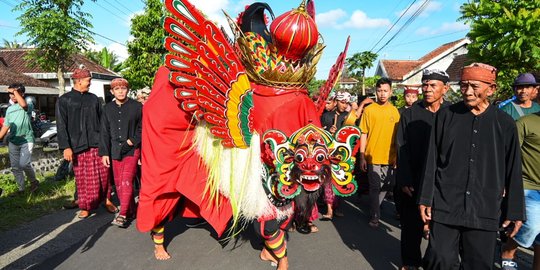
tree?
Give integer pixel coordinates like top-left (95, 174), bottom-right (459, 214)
top-left (460, 0), bottom-right (540, 100)
top-left (122, 0), bottom-right (168, 90)
top-left (346, 51), bottom-right (378, 96)
top-left (15, 0), bottom-right (95, 95)
top-left (307, 78), bottom-right (326, 97)
top-left (84, 47), bottom-right (123, 73)
top-left (2, 39), bottom-right (27, 48)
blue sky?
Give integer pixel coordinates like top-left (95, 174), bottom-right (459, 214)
top-left (0, 0), bottom-right (468, 79)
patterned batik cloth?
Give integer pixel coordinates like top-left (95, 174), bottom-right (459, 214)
top-left (112, 149), bottom-right (140, 217)
top-left (73, 148), bottom-right (111, 211)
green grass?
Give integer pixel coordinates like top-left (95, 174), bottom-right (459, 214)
top-left (0, 173), bottom-right (76, 232)
top-left (0, 146), bottom-right (8, 155)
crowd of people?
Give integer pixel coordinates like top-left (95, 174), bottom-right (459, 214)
top-left (2, 62), bottom-right (539, 270)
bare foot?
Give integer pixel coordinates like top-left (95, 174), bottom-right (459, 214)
top-left (277, 256), bottom-right (289, 270)
top-left (260, 248), bottom-right (278, 265)
top-left (154, 245), bottom-right (171, 260)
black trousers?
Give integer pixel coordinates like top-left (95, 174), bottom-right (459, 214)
top-left (423, 222), bottom-right (497, 270)
top-left (399, 191), bottom-right (424, 267)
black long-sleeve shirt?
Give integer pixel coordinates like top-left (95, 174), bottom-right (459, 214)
top-left (99, 99), bottom-right (142, 160)
top-left (396, 101), bottom-right (449, 190)
top-left (56, 89), bottom-right (103, 154)
top-left (321, 110), bottom-right (347, 133)
top-left (418, 102), bottom-right (525, 231)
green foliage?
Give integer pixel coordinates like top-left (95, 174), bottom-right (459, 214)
top-left (364, 75), bottom-right (381, 94)
top-left (83, 47), bottom-right (123, 73)
top-left (0, 173), bottom-right (76, 232)
top-left (460, 0), bottom-right (540, 100)
top-left (307, 78), bottom-right (326, 96)
top-left (14, 0), bottom-right (96, 93)
top-left (122, 0), bottom-right (168, 90)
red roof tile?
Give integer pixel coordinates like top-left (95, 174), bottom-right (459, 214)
top-left (380, 60), bottom-right (422, 80)
top-left (380, 38), bottom-right (467, 81)
top-left (0, 58), bottom-right (54, 87)
top-left (0, 49), bottom-right (117, 76)
top-left (445, 54), bottom-right (470, 82)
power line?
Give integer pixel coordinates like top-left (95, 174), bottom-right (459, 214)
top-left (375, 0), bottom-right (431, 54)
top-left (385, 30), bottom-right (467, 49)
top-left (0, 0), bottom-right (15, 8)
top-left (102, 0), bottom-right (132, 17)
top-left (112, 0), bottom-right (137, 14)
top-left (93, 32), bottom-right (127, 47)
top-left (369, 0), bottom-right (419, 52)
top-left (92, 1), bottom-right (130, 24)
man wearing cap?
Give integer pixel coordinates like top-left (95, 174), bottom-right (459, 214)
top-left (359, 77), bottom-right (400, 228)
top-left (56, 67), bottom-right (116, 219)
top-left (418, 63), bottom-right (525, 269)
top-left (395, 69), bottom-right (450, 270)
top-left (99, 78), bottom-right (142, 228)
top-left (500, 73), bottom-right (540, 120)
top-left (321, 91), bottom-right (349, 135)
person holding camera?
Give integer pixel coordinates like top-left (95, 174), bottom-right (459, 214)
top-left (0, 83), bottom-right (39, 194)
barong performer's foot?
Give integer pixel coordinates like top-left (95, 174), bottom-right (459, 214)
top-left (154, 244), bottom-right (171, 261)
top-left (151, 226), bottom-right (170, 260)
top-left (277, 256), bottom-right (289, 270)
top-left (260, 248), bottom-right (278, 266)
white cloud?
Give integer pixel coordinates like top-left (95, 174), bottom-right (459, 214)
top-left (343, 10), bottom-right (391, 29)
top-left (190, 0), bottom-right (230, 27)
top-left (108, 43), bottom-right (128, 61)
top-left (397, 1), bottom-right (442, 18)
top-left (316, 9), bottom-right (347, 28)
top-left (415, 22), bottom-right (470, 36)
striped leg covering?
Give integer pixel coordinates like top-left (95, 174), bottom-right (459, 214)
top-left (265, 229), bottom-right (287, 259)
top-left (151, 226), bottom-right (165, 245)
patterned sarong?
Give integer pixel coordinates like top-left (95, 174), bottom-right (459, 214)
top-left (112, 149), bottom-right (140, 217)
top-left (73, 148), bottom-right (110, 211)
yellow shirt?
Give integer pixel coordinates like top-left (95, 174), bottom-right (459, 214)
top-left (359, 102), bottom-right (400, 165)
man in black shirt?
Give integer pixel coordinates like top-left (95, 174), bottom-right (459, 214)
top-left (418, 63), bottom-right (525, 270)
top-left (396, 69), bottom-right (450, 270)
top-left (56, 67), bottom-right (116, 219)
top-left (99, 78), bottom-right (142, 228)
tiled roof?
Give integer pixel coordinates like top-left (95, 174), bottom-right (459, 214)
top-left (0, 59), bottom-right (55, 88)
top-left (0, 49), bottom-right (117, 76)
top-left (380, 38), bottom-right (468, 81)
top-left (338, 77), bottom-right (359, 83)
top-left (380, 60), bottom-right (422, 80)
top-left (445, 54), bottom-right (470, 82)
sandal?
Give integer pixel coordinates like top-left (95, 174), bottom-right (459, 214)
top-left (112, 215), bottom-right (128, 228)
top-left (104, 201), bottom-right (119, 214)
top-left (308, 222), bottom-right (319, 233)
top-left (78, 210), bottom-right (90, 219)
top-left (320, 214), bottom-right (333, 221)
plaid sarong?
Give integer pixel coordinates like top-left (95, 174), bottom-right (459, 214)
top-left (73, 148), bottom-right (110, 211)
top-left (112, 149), bottom-right (140, 217)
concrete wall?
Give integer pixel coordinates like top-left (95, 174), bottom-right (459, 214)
top-left (0, 148), bottom-right (63, 176)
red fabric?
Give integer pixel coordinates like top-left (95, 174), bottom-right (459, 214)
top-left (252, 84), bottom-right (321, 135)
top-left (112, 149), bottom-right (140, 217)
top-left (73, 148), bottom-right (110, 211)
top-left (136, 67), bottom-right (232, 236)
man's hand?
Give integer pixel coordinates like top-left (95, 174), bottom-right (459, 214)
top-left (419, 204), bottom-right (432, 223)
top-left (63, 148), bottom-right (73, 162)
top-left (501, 220), bottom-right (523, 238)
top-left (402, 186), bottom-right (414, 197)
top-left (102, 156), bottom-right (110, 168)
top-left (329, 125), bottom-right (337, 134)
top-left (360, 154), bottom-right (367, 172)
top-left (127, 139), bottom-right (133, 146)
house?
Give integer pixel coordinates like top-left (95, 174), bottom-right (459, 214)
top-left (0, 59), bottom-right (59, 118)
top-left (375, 38), bottom-right (471, 92)
top-left (336, 77), bottom-right (359, 90)
top-left (0, 49), bottom-right (120, 102)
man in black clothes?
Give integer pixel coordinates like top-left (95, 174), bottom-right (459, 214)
top-left (321, 91), bottom-right (349, 135)
top-left (418, 63), bottom-right (525, 270)
top-left (396, 69), bottom-right (450, 270)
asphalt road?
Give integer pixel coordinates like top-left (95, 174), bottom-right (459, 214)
top-left (0, 195), bottom-right (534, 270)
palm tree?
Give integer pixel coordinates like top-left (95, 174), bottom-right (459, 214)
top-left (346, 51), bottom-right (378, 95)
top-left (2, 39), bottom-right (28, 48)
top-left (84, 47), bottom-right (123, 73)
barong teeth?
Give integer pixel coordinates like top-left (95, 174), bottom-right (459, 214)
top-left (300, 175), bottom-right (320, 181)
